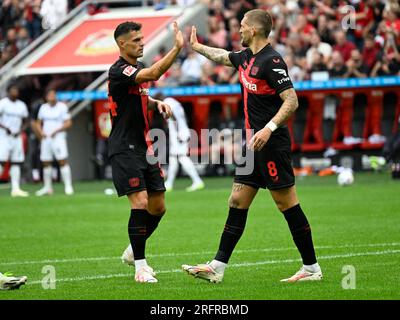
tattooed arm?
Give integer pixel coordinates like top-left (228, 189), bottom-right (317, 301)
top-left (190, 26), bottom-right (233, 67)
top-left (249, 88), bottom-right (298, 151)
top-left (271, 88), bottom-right (299, 127)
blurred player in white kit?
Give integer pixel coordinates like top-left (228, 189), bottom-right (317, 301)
top-left (156, 93), bottom-right (204, 192)
top-left (0, 84), bottom-right (30, 197)
top-left (32, 89), bottom-right (74, 196)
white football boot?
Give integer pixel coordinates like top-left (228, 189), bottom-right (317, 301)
top-left (65, 186), bottom-right (74, 196)
top-left (121, 244), bottom-right (134, 266)
top-left (182, 262), bottom-right (223, 283)
top-left (280, 266), bottom-right (323, 282)
top-left (185, 182), bottom-right (205, 192)
top-left (0, 272), bottom-right (27, 290)
top-left (135, 266), bottom-right (158, 283)
top-left (10, 189), bottom-right (29, 197)
top-left (35, 187), bottom-right (53, 196)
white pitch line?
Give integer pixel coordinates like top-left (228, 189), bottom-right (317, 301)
top-left (26, 249), bottom-right (400, 285)
top-left (0, 184), bottom-right (10, 190)
top-left (1, 242), bottom-right (400, 266)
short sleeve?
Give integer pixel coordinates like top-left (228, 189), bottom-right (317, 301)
top-left (228, 50), bottom-right (248, 70)
top-left (60, 103), bottom-right (71, 121)
top-left (37, 105), bottom-right (44, 120)
top-left (264, 56), bottom-right (294, 95)
top-left (21, 102), bottom-right (29, 118)
top-left (109, 62), bottom-right (143, 85)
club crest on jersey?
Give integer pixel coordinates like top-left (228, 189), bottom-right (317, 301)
top-left (129, 177), bottom-right (140, 187)
top-left (123, 65), bottom-right (137, 77)
top-left (273, 68), bottom-right (287, 77)
top-left (250, 66), bottom-right (259, 75)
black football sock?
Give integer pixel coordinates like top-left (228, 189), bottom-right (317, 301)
top-left (145, 212), bottom-right (163, 239)
top-left (215, 207), bottom-right (248, 263)
top-left (283, 204), bottom-right (317, 266)
top-left (128, 209), bottom-right (148, 260)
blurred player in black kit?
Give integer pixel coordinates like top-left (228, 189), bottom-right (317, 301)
top-left (108, 21), bottom-right (183, 283)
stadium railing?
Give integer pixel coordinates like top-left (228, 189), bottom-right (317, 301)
top-left (57, 76), bottom-right (400, 154)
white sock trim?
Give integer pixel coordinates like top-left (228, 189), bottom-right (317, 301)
top-left (43, 166), bottom-right (52, 190)
top-left (60, 164), bottom-right (72, 189)
top-left (303, 263), bottom-right (321, 273)
top-left (134, 259), bottom-right (148, 272)
top-left (10, 165), bottom-right (21, 191)
top-left (210, 260), bottom-right (227, 273)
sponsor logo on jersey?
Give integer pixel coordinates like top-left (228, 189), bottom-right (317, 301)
top-left (240, 71), bottom-right (257, 92)
top-left (277, 77), bottom-right (291, 84)
top-left (272, 68), bottom-right (287, 77)
top-left (123, 65), bottom-right (137, 77)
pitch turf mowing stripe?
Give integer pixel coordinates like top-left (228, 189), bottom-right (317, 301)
top-left (24, 249), bottom-right (400, 286)
top-left (1, 242), bottom-right (400, 266)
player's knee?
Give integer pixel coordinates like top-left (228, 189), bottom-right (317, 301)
top-left (149, 205), bottom-right (166, 216)
top-left (134, 199), bottom-right (148, 210)
top-left (130, 193), bottom-right (148, 210)
top-left (274, 199), bottom-right (293, 212)
top-left (228, 194), bottom-right (244, 209)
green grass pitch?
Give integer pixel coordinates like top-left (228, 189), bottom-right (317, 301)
top-left (0, 172), bottom-right (399, 300)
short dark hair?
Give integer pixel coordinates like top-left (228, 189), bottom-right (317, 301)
top-left (6, 83), bottom-right (18, 92)
top-left (114, 21), bottom-right (142, 41)
top-left (245, 9), bottom-right (273, 38)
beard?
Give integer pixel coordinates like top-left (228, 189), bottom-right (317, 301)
top-left (241, 37), bottom-right (249, 47)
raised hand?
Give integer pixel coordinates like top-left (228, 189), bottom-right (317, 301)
top-left (190, 26), bottom-right (198, 48)
top-left (173, 21), bottom-right (184, 50)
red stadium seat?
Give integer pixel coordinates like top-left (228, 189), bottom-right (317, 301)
top-left (361, 90), bottom-right (385, 150)
top-left (331, 91), bottom-right (358, 150)
top-left (286, 114), bottom-right (300, 152)
top-left (301, 93), bottom-right (325, 152)
top-left (0, 162), bottom-right (10, 182)
top-left (393, 98), bottom-right (400, 134)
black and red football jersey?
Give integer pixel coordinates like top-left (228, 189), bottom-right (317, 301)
top-left (229, 44), bottom-right (294, 134)
top-left (107, 57), bottom-right (151, 157)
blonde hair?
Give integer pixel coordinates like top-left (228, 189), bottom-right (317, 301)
top-left (244, 9), bottom-right (273, 38)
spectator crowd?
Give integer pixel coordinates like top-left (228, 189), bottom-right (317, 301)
top-left (154, 0), bottom-right (400, 88)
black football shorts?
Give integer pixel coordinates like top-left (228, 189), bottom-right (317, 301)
top-left (234, 141), bottom-right (295, 190)
top-left (110, 151), bottom-right (165, 197)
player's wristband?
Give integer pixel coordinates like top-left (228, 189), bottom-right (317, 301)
top-left (265, 121), bottom-right (278, 132)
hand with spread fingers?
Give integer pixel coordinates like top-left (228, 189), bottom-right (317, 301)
top-left (156, 100), bottom-right (173, 119)
top-left (249, 127), bottom-right (272, 151)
